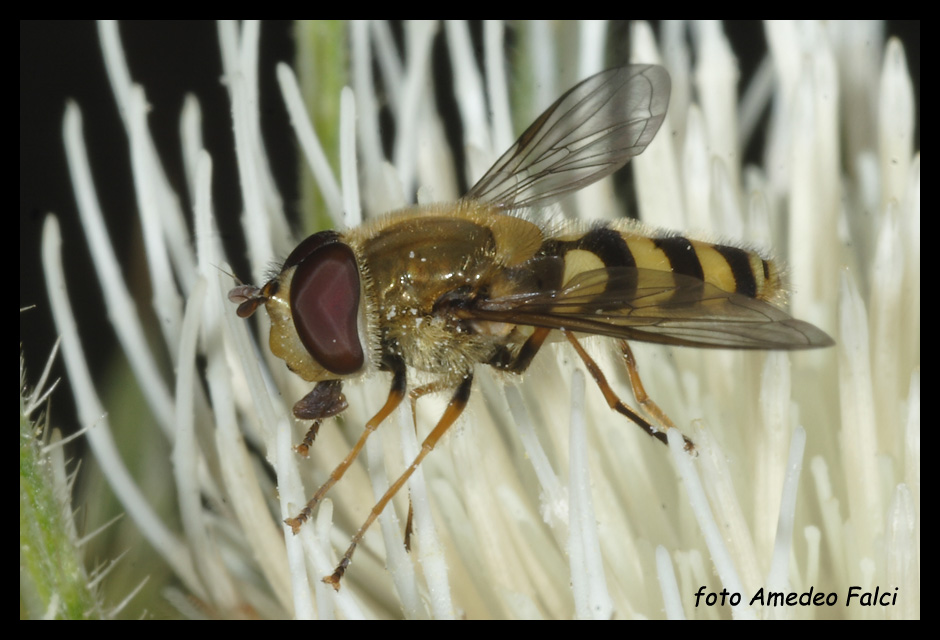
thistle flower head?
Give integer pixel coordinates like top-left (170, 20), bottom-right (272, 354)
top-left (30, 21), bottom-right (918, 619)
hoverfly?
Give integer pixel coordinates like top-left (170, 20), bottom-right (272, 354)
top-left (230, 65), bottom-right (834, 590)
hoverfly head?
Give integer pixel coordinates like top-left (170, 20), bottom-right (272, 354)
top-left (233, 230), bottom-right (367, 382)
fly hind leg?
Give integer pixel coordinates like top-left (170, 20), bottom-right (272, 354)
top-left (617, 340), bottom-right (678, 433)
top-left (563, 331), bottom-right (694, 452)
top-left (488, 327), bottom-right (552, 374)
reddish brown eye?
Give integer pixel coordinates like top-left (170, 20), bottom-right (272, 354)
top-left (289, 241), bottom-right (364, 375)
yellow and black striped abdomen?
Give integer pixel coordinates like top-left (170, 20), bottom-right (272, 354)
top-left (540, 223), bottom-right (783, 304)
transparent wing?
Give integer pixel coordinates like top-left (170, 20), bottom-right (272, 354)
top-left (467, 267), bottom-right (834, 350)
top-left (465, 65), bottom-right (670, 209)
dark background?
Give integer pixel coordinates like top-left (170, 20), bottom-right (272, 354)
top-left (21, 21), bottom-right (297, 425)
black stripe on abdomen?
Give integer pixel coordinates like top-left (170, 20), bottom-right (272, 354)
top-left (654, 236), bottom-right (704, 282)
top-left (577, 226), bottom-right (636, 268)
top-left (539, 225), bottom-right (636, 268)
top-left (539, 225), bottom-right (638, 295)
top-left (714, 244), bottom-right (758, 299)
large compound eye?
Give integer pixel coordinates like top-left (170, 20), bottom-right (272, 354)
top-left (289, 241), bottom-right (364, 375)
top-left (283, 230), bottom-right (341, 270)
